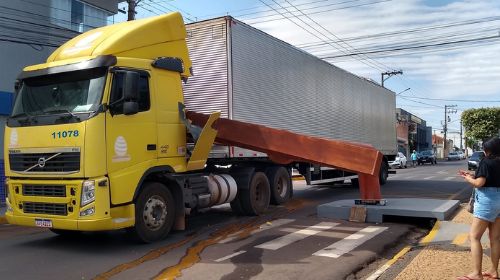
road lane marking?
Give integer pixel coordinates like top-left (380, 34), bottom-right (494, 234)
top-left (445, 176), bottom-right (456, 181)
top-left (312, 226), bottom-right (387, 258)
top-left (255, 222), bottom-right (338, 250)
top-left (437, 171), bottom-right (447, 174)
top-left (214, 251), bottom-right (246, 262)
top-left (423, 176), bottom-right (435, 180)
top-left (452, 233), bottom-right (469, 245)
top-left (219, 218), bottom-right (295, 244)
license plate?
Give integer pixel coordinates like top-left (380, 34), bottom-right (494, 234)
top-left (35, 219), bottom-right (53, 228)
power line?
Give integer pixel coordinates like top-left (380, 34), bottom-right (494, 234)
top-left (258, 0), bottom-right (387, 72)
top-left (399, 95), bottom-right (500, 103)
top-left (280, 0), bottom-right (393, 71)
top-left (246, 0), bottom-right (393, 24)
top-left (321, 34), bottom-right (500, 59)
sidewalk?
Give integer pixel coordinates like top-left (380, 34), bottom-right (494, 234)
top-left (373, 204), bottom-right (494, 280)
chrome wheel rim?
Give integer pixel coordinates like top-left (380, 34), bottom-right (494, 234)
top-left (143, 195), bottom-right (167, 231)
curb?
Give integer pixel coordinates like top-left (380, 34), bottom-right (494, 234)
top-left (0, 215), bottom-right (6, 225)
top-left (365, 220), bottom-right (441, 279)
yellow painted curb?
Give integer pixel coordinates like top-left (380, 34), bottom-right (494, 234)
top-left (365, 245), bottom-right (412, 280)
top-left (452, 233), bottom-right (468, 245)
top-left (420, 220), bottom-right (440, 245)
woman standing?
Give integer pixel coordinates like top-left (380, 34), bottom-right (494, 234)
top-left (458, 137), bottom-right (500, 280)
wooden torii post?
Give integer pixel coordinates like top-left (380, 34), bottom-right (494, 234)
top-left (186, 111), bottom-right (383, 201)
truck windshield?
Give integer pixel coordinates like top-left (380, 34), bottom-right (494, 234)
top-left (9, 67), bottom-right (107, 127)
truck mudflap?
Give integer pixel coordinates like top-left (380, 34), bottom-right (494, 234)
top-left (185, 110), bottom-right (383, 200)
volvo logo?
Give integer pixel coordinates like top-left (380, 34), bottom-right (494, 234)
top-left (38, 157), bottom-right (46, 168)
top-left (23, 152), bottom-right (62, 172)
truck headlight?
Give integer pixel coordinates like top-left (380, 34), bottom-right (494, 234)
top-left (81, 180), bottom-right (95, 207)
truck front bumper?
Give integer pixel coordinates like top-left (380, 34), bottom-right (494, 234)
top-left (4, 177), bottom-right (135, 231)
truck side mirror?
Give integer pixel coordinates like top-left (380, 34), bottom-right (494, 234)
top-left (123, 101), bottom-right (139, 115)
top-left (122, 71), bottom-right (140, 115)
top-left (123, 71), bottom-right (139, 101)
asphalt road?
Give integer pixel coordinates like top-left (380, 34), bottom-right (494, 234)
top-left (0, 160), bottom-right (472, 280)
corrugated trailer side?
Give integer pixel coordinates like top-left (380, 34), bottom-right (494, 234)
top-left (183, 17), bottom-right (396, 157)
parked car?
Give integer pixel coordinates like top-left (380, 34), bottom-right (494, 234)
top-left (418, 150), bottom-right (437, 165)
top-left (458, 151), bottom-right (466, 160)
top-left (389, 152), bottom-right (407, 169)
top-left (447, 151), bottom-right (461, 161)
top-left (468, 151), bottom-right (485, 170)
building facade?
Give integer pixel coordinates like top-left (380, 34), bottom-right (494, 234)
top-left (396, 108), bottom-right (432, 157)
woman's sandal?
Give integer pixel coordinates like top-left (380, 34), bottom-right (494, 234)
top-left (456, 276), bottom-right (481, 280)
top-left (482, 272), bottom-right (500, 279)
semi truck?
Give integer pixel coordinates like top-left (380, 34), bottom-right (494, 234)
top-left (3, 13), bottom-right (396, 243)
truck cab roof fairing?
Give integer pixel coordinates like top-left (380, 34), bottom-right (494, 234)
top-left (17, 55), bottom-right (117, 80)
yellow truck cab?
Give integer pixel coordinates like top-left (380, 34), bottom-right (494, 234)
top-left (4, 13), bottom-right (236, 242)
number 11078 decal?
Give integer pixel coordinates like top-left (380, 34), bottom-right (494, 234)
top-left (51, 130), bottom-right (79, 139)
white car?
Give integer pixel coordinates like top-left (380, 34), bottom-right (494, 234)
top-left (458, 151), bottom-right (466, 160)
top-left (389, 152), bottom-right (407, 169)
top-left (447, 151), bottom-right (461, 161)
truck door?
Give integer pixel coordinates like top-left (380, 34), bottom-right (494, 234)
top-left (105, 69), bottom-right (157, 205)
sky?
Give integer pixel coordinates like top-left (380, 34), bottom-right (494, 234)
top-left (111, 0), bottom-right (500, 141)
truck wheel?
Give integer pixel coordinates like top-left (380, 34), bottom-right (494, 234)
top-left (379, 161), bottom-right (389, 185)
top-left (266, 166), bottom-right (291, 205)
top-left (239, 172), bottom-right (271, 215)
top-left (131, 182), bottom-right (175, 243)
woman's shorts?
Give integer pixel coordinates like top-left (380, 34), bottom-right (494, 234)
top-left (474, 187), bottom-right (500, 222)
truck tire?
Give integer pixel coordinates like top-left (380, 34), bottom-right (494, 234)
top-left (239, 172), bottom-right (271, 215)
top-left (130, 182), bottom-right (175, 243)
top-left (266, 166), bottom-right (291, 205)
top-left (379, 161), bottom-right (389, 185)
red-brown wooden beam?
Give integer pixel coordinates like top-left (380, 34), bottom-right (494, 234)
top-left (186, 111), bottom-right (383, 200)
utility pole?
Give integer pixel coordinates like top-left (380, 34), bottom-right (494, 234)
top-left (127, 0), bottom-right (141, 21)
top-left (381, 70), bottom-right (403, 87)
top-left (443, 105), bottom-right (457, 156)
top-left (460, 121), bottom-right (463, 151)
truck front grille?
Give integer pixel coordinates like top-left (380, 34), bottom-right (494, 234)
top-left (23, 185), bottom-right (66, 197)
top-left (9, 152), bottom-right (80, 173)
top-left (23, 202), bottom-right (67, 216)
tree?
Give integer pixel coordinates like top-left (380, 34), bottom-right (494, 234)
top-left (461, 108), bottom-right (500, 143)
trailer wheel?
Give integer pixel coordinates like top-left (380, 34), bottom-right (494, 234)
top-left (379, 161), bottom-right (389, 185)
top-left (130, 182), bottom-right (175, 243)
top-left (266, 166), bottom-right (291, 205)
top-left (239, 172), bottom-right (271, 215)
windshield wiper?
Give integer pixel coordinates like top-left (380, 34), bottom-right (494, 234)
top-left (9, 112), bottom-right (37, 125)
top-left (42, 109), bottom-right (81, 121)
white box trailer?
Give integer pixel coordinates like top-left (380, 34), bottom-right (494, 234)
top-left (182, 17), bottom-right (397, 184)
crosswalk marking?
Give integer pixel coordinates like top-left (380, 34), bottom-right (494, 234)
top-left (255, 222), bottom-right (338, 250)
top-left (219, 219), bottom-right (295, 244)
top-left (214, 251), bottom-right (246, 262)
top-left (312, 226), bottom-right (387, 258)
